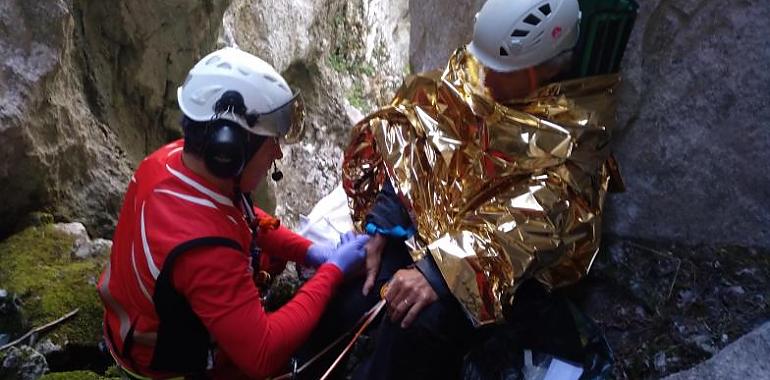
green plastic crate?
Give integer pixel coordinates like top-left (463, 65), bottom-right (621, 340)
top-left (571, 0), bottom-right (639, 77)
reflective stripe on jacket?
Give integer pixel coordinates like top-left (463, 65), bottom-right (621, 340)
top-left (98, 140), bottom-right (252, 378)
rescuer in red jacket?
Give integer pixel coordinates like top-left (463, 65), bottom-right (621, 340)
top-left (97, 47), bottom-right (369, 380)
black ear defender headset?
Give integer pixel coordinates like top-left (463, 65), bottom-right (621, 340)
top-left (202, 90), bottom-right (266, 179)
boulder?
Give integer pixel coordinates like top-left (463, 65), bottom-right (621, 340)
top-left (408, 0), bottom-right (484, 73)
top-left (0, 0), bottom-right (232, 238)
top-left (0, 345), bottom-right (48, 380)
top-left (605, 0), bottom-right (770, 247)
top-left (663, 321), bottom-right (770, 380)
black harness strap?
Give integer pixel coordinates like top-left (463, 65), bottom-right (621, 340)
top-left (149, 237), bottom-right (242, 376)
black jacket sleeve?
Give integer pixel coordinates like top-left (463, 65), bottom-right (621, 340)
top-left (365, 180), bottom-right (415, 238)
top-left (367, 180), bottom-right (450, 299)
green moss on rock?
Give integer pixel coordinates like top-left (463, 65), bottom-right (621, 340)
top-left (102, 365), bottom-right (123, 378)
top-left (0, 225), bottom-right (106, 347)
top-left (39, 370), bottom-right (114, 380)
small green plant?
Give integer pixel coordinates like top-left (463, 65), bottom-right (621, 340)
top-left (328, 2), bottom-right (374, 77)
top-left (357, 62), bottom-right (375, 77)
top-left (328, 52), bottom-right (349, 73)
top-left (346, 82), bottom-right (369, 112)
top-left (328, 51), bottom-right (375, 77)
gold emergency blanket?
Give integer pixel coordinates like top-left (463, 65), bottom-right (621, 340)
top-left (342, 48), bottom-right (622, 327)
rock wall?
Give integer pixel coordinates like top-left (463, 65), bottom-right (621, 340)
top-left (408, 0), bottom-right (484, 73)
top-left (1, 0), bottom-right (767, 246)
top-left (221, 0), bottom-right (410, 228)
top-left (605, 0), bottom-right (770, 247)
top-left (0, 0), bottom-right (231, 238)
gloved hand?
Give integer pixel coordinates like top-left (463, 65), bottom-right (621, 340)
top-left (339, 231), bottom-right (356, 244)
top-left (306, 244), bottom-right (335, 268)
top-left (327, 234), bottom-right (370, 275)
top-left (305, 232), bottom-right (359, 268)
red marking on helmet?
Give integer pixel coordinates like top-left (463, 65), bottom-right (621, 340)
top-left (552, 26), bottom-right (563, 39)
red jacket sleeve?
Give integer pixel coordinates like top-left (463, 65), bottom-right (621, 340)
top-left (172, 246), bottom-right (343, 379)
top-left (253, 207), bottom-right (312, 265)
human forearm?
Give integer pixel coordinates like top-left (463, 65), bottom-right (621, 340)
top-left (365, 180), bottom-right (415, 238)
top-left (175, 247), bottom-right (343, 378)
top-left (208, 264), bottom-right (343, 378)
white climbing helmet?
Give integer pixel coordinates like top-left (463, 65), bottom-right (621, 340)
top-left (467, 0), bottom-right (581, 72)
top-left (177, 47), bottom-right (304, 143)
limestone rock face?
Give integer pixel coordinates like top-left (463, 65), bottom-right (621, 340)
top-left (222, 0), bottom-right (410, 228)
top-left (0, 0), bottom-right (231, 237)
top-left (2, 0), bottom-right (766, 249)
top-left (605, 0), bottom-right (770, 247)
top-left (408, 0), bottom-right (484, 73)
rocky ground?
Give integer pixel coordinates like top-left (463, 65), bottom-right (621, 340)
top-left (564, 238), bottom-right (770, 378)
top-left (662, 321), bottom-right (770, 380)
top-left (1, 220), bottom-right (767, 379)
top-left (0, 220), bottom-right (112, 379)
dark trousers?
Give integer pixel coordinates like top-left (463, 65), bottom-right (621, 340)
top-left (298, 240), bottom-right (473, 380)
top-left (350, 293), bottom-right (473, 380)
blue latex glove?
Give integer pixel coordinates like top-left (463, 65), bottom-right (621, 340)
top-left (306, 231), bottom-right (358, 267)
top-left (305, 244), bottom-right (334, 268)
top-left (339, 231), bottom-right (356, 244)
top-left (328, 234), bottom-right (370, 275)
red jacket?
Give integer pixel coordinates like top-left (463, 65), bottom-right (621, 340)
top-left (98, 140), bottom-right (343, 379)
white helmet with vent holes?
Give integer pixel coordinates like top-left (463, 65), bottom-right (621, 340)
top-left (467, 0), bottom-right (581, 73)
top-left (178, 47), bottom-right (304, 142)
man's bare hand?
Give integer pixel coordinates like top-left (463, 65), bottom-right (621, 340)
top-left (362, 234), bottom-right (386, 296)
top-left (384, 268), bottom-right (438, 328)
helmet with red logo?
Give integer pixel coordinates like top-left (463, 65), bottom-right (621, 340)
top-left (467, 0), bottom-right (581, 72)
top-left (178, 47), bottom-right (305, 144)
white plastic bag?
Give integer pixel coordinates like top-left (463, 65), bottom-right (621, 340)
top-left (296, 183), bottom-right (355, 246)
top-left (523, 349), bottom-right (584, 380)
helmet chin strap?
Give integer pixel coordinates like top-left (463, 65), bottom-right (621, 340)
top-left (527, 67), bottom-right (539, 94)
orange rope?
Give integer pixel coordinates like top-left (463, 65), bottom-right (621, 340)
top-left (271, 286), bottom-right (390, 380)
top-left (320, 300), bottom-right (387, 380)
